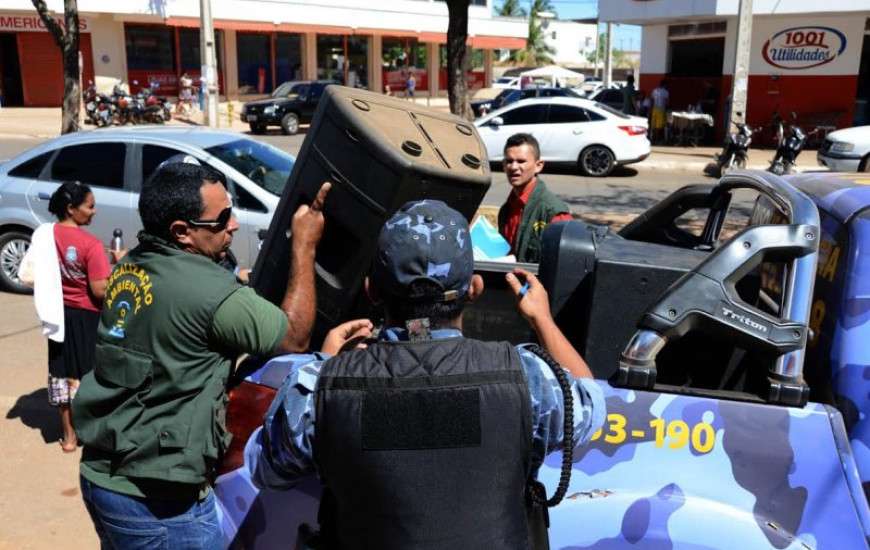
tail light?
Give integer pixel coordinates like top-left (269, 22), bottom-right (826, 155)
top-left (217, 381), bottom-right (278, 475)
top-left (618, 125), bottom-right (647, 136)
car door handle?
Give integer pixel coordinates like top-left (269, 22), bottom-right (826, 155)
top-left (37, 191), bottom-right (51, 200)
top-left (573, 130), bottom-right (583, 135)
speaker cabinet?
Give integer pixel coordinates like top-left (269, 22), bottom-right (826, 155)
top-left (252, 86), bottom-right (492, 346)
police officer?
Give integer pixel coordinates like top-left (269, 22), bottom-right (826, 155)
top-left (247, 199), bottom-right (605, 550)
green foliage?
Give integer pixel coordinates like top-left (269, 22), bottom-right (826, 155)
top-left (496, 0), bottom-right (525, 17)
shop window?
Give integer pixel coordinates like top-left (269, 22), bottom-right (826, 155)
top-left (126, 25), bottom-right (175, 71)
top-left (276, 33), bottom-right (303, 84)
top-left (438, 45), bottom-right (486, 90)
top-left (238, 33), bottom-right (271, 95)
top-left (383, 37), bottom-right (427, 91)
top-left (180, 29), bottom-right (224, 72)
top-left (51, 143), bottom-right (126, 190)
top-left (316, 35), bottom-right (368, 89)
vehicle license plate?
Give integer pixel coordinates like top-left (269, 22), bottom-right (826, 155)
top-left (246, 115), bottom-right (257, 122)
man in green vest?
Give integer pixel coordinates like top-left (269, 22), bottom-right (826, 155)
top-left (498, 133), bottom-right (572, 264)
top-left (72, 162), bottom-right (332, 550)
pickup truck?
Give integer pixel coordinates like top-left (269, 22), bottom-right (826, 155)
top-left (212, 168), bottom-right (870, 548)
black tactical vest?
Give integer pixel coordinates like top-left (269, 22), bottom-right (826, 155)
top-left (313, 337), bottom-right (534, 550)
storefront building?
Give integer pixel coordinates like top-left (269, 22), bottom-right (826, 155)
top-left (600, 0), bottom-right (870, 138)
top-left (0, 0), bottom-right (525, 107)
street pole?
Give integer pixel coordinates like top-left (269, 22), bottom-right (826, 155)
top-left (603, 22), bottom-right (613, 87)
top-left (200, 0), bottom-right (219, 127)
top-left (594, 22), bottom-right (600, 78)
top-left (730, 0), bottom-right (753, 133)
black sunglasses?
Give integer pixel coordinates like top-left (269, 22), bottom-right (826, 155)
top-left (188, 206), bottom-right (233, 229)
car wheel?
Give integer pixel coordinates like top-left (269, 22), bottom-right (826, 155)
top-left (0, 231), bottom-right (33, 294)
top-left (250, 123), bottom-right (267, 135)
top-left (281, 113), bottom-right (300, 135)
top-left (579, 145), bottom-right (615, 177)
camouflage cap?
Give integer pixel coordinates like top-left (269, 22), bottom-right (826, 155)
top-left (373, 200), bottom-right (472, 302)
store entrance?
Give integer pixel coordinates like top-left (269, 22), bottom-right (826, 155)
top-left (0, 33), bottom-right (23, 106)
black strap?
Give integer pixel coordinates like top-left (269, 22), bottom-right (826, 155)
top-left (523, 343), bottom-right (574, 507)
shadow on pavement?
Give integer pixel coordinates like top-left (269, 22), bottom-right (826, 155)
top-left (6, 388), bottom-right (62, 445)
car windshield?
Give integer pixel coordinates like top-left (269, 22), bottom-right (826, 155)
top-left (205, 139), bottom-right (294, 196)
top-left (271, 82), bottom-right (308, 98)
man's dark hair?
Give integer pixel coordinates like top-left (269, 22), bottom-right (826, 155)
top-left (504, 132), bottom-right (541, 159)
top-left (48, 181), bottom-right (92, 221)
top-left (627, 75), bottom-right (635, 85)
top-left (139, 163), bottom-right (222, 241)
top-left (376, 279), bottom-right (466, 329)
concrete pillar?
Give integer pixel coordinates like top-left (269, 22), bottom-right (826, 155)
top-left (224, 30), bottom-right (239, 100)
top-left (730, 0), bottom-right (753, 132)
top-left (483, 49), bottom-right (493, 90)
top-left (370, 35), bottom-right (382, 93)
top-left (427, 42), bottom-right (440, 97)
top-left (302, 33), bottom-right (318, 80)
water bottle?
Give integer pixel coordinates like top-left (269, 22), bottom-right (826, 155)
top-left (110, 228), bottom-right (124, 262)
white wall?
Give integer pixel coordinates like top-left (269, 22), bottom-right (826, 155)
top-left (85, 14), bottom-right (126, 83)
top-left (639, 24), bottom-right (669, 75)
top-left (601, 0), bottom-right (870, 22)
top-left (545, 21), bottom-right (597, 66)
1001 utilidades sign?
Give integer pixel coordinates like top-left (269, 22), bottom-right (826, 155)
top-left (762, 26), bottom-right (846, 70)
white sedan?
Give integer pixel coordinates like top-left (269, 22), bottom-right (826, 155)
top-left (474, 96), bottom-right (650, 177)
top-left (817, 125), bottom-right (870, 172)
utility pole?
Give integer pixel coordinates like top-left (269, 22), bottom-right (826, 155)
top-left (603, 22), bottom-right (613, 87)
top-left (200, 0), bottom-right (219, 127)
top-left (730, 0), bottom-right (753, 133)
top-left (594, 23), bottom-right (600, 78)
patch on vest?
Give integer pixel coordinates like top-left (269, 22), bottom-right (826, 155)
top-left (362, 388), bottom-right (481, 450)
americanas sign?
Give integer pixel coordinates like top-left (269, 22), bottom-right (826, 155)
top-left (762, 26), bottom-right (846, 70)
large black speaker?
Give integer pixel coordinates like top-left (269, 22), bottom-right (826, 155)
top-left (251, 86), bottom-right (492, 347)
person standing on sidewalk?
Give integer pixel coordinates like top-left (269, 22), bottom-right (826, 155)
top-left (25, 182), bottom-right (113, 453)
top-left (73, 162), bottom-right (332, 550)
top-left (651, 80), bottom-right (670, 145)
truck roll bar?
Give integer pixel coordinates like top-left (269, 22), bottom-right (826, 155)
top-left (617, 171), bottom-right (820, 407)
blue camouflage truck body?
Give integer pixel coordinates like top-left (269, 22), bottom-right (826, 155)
top-left (215, 172), bottom-right (870, 549)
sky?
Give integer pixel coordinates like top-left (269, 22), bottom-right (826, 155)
top-left (498, 0), bottom-right (643, 52)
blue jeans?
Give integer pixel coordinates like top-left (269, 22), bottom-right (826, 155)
top-left (80, 475), bottom-right (221, 550)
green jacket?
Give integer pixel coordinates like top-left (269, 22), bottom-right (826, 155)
top-left (74, 233), bottom-right (242, 497)
top-left (498, 179), bottom-right (571, 263)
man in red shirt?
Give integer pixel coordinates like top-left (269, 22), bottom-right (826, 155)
top-left (498, 133), bottom-right (572, 263)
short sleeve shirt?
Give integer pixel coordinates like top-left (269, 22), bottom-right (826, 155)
top-left (212, 286), bottom-right (288, 356)
top-left (54, 225), bottom-right (111, 312)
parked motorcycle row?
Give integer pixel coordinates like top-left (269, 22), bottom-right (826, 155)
top-left (712, 109), bottom-right (810, 177)
top-left (84, 80), bottom-right (173, 127)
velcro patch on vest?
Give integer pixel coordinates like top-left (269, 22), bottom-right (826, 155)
top-left (362, 388), bottom-right (481, 450)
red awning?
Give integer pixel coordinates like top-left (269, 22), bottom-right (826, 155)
top-left (470, 35), bottom-right (526, 49)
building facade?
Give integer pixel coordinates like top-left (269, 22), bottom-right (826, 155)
top-left (600, 0), bottom-right (870, 137)
top-left (0, 0), bottom-right (526, 106)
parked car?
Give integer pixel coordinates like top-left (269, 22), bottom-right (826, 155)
top-left (588, 86), bottom-right (626, 111)
top-left (492, 76), bottom-right (520, 89)
top-left (817, 125), bottom-right (870, 172)
top-left (0, 126), bottom-right (294, 293)
top-left (470, 86), bottom-right (581, 118)
top-left (473, 96), bottom-right (650, 177)
top-left (240, 80), bottom-right (337, 135)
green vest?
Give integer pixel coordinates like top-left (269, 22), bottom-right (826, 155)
top-left (73, 233), bottom-right (242, 494)
top-left (498, 179), bottom-right (571, 263)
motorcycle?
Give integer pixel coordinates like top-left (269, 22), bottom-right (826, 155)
top-left (82, 80), bottom-right (114, 127)
top-left (713, 114), bottom-right (755, 176)
top-left (768, 121), bottom-right (807, 175)
top-left (111, 83), bottom-right (142, 125)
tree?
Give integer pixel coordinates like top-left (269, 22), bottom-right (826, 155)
top-left (511, 0), bottom-right (555, 66)
top-left (512, 12), bottom-right (555, 65)
top-left (497, 0), bottom-right (526, 17)
top-left (32, 0), bottom-right (80, 134)
top-left (445, 0), bottom-right (472, 121)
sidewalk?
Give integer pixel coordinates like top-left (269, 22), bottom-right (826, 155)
top-left (0, 105), bottom-right (824, 174)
